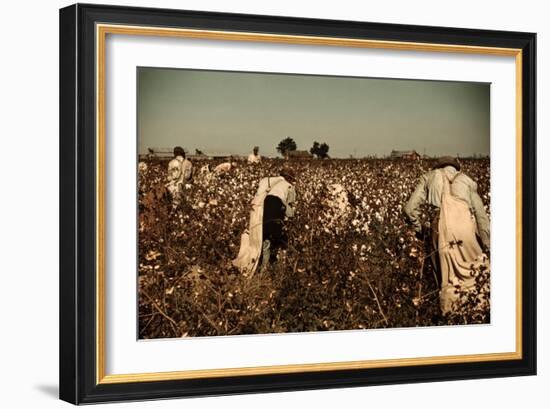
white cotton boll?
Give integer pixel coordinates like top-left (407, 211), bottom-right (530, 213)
top-left (138, 162), bottom-right (148, 172)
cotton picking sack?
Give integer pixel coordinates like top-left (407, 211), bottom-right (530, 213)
top-left (437, 170), bottom-right (490, 314)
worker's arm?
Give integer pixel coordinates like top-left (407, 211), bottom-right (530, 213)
top-left (404, 174), bottom-right (428, 232)
top-left (470, 181), bottom-right (491, 251)
top-left (285, 186), bottom-right (296, 219)
top-left (182, 160), bottom-right (192, 181)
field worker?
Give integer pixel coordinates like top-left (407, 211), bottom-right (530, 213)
top-left (233, 167), bottom-right (297, 276)
top-left (248, 146), bottom-right (261, 164)
top-left (165, 146), bottom-right (192, 208)
top-left (213, 161), bottom-right (237, 175)
top-left (404, 156), bottom-right (490, 314)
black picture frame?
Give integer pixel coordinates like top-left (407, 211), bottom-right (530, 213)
top-left (59, 3), bottom-right (536, 405)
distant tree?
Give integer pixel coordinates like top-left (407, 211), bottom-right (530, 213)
top-left (276, 137), bottom-right (297, 158)
top-left (320, 143), bottom-right (330, 159)
top-left (310, 142), bottom-right (319, 156)
top-left (310, 141), bottom-right (330, 159)
top-left (195, 148), bottom-right (204, 155)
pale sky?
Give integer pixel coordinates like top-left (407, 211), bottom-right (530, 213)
top-left (137, 67), bottom-right (490, 158)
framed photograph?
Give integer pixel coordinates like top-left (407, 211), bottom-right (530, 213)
top-left (59, 3), bottom-right (536, 404)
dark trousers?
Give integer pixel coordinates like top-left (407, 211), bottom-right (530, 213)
top-left (430, 213), bottom-right (441, 287)
top-left (261, 195), bottom-right (287, 265)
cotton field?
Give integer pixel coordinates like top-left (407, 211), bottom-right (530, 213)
top-left (138, 158), bottom-right (490, 338)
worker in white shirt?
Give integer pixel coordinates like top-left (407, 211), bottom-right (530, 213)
top-left (165, 146), bottom-right (192, 208)
top-left (247, 146), bottom-right (261, 164)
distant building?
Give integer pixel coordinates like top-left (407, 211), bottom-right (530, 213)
top-left (145, 148), bottom-right (176, 159)
top-left (287, 150), bottom-right (313, 160)
top-left (141, 148), bottom-right (247, 161)
top-left (390, 150), bottom-right (421, 160)
top-left (188, 153), bottom-right (209, 161)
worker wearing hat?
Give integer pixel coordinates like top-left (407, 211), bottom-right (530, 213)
top-left (404, 156), bottom-right (490, 314)
top-left (233, 166), bottom-right (297, 276)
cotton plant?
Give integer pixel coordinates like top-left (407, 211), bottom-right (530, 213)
top-left (137, 157), bottom-right (491, 338)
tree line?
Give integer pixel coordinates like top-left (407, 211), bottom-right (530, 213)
top-left (276, 137), bottom-right (330, 159)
